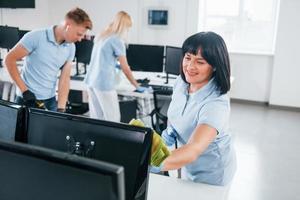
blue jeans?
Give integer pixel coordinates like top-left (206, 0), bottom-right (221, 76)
top-left (15, 96), bottom-right (57, 111)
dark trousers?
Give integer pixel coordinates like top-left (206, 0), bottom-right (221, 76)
top-left (15, 96), bottom-right (57, 111)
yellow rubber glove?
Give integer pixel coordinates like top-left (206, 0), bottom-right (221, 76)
top-left (129, 119), bottom-right (170, 167)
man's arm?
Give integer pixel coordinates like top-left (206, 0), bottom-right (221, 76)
top-left (4, 44), bottom-right (29, 93)
top-left (57, 61), bottom-right (72, 110)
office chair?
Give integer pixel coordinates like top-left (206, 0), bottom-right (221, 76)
top-left (150, 90), bottom-right (182, 177)
top-left (74, 39), bottom-right (94, 75)
top-left (150, 90), bottom-right (170, 135)
top-left (66, 90), bottom-right (89, 115)
top-left (0, 81), bottom-right (16, 102)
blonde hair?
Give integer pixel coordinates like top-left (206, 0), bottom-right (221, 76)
top-left (99, 11), bottom-right (132, 40)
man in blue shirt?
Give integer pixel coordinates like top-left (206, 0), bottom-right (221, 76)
top-left (5, 7), bottom-right (92, 111)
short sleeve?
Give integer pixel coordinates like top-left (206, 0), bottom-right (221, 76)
top-left (173, 76), bottom-right (182, 88)
top-left (197, 100), bottom-right (230, 135)
top-left (111, 37), bottom-right (125, 57)
top-left (67, 43), bottom-right (76, 62)
top-left (18, 30), bottom-right (41, 53)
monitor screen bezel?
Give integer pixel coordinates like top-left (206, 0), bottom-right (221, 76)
top-left (26, 108), bottom-right (153, 200)
top-left (0, 140), bottom-right (125, 200)
top-left (0, 25), bottom-right (20, 49)
top-left (0, 0), bottom-right (35, 8)
top-left (165, 45), bottom-right (182, 75)
top-left (0, 99), bottom-right (25, 142)
top-left (126, 44), bottom-right (165, 72)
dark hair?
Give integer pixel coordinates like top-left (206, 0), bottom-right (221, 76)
top-left (180, 31), bottom-right (231, 95)
top-left (65, 7), bottom-right (93, 30)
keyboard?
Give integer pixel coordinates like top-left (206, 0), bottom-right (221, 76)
top-left (149, 84), bottom-right (173, 95)
top-left (136, 78), bottom-right (150, 86)
top-left (71, 75), bottom-right (85, 81)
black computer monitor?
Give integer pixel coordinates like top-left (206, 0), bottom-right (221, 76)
top-left (0, 0), bottom-right (35, 8)
top-left (74, 38), bottom-right (94, 75)
top-left (165, 46), bottom-right (182, 75)
top-left (18, 29), bottom-right (30, 40)
top-left (0, 140), bottom-right (125, 200)
top-left (75, 39), bottom-right (94, 64)
top-left (0, 100), bottom-right (26, 142)
top-left (0, 25), bottom-right (20, 50)
top-left (126, 44), bottom-right (164, 72)
top-left (26, 109), bottom-right (152, 200)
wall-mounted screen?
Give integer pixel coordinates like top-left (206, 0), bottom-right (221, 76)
top-left (148, 10), bottom-right (168, 25)
top-left (0, 0), bottom-right (35, 8)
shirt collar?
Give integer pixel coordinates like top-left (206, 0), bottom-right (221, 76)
top-left (46, 26), bottom-right (70, 46)
top-left (181, 77), bottom-right (218, 101)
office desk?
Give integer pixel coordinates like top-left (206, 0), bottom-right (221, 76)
top-left (148, 174), bottom-right (228, 200)
top-left (1, 67), bottom-right (176, 119)
top-left (0, 67), bottom-right (13, 82)
top-left (70, 71), bottom-right (176, 118)
top-left (70, 71), bottom-right (175, 96)
top-left (0, 67), bottom-right (175, 97)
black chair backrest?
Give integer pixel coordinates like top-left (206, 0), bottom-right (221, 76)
top-left (150, 91), bottom-right (171, 134)
top-left (75, 39), bottom-right (94, 64)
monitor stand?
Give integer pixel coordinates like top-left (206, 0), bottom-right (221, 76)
top-left (75, 62), bottom-right (87, 75)
top-left (156, 73), bottom-right (177, 84)
top-left (0, 51), bottom-right (2, 68)
top-left (164, 73), bottom-right (177, 84)
top-left (0, 48), bottom-right (10, 68)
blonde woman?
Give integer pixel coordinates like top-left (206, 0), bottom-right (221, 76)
top-left (84, 11), bottom-right (145, 121)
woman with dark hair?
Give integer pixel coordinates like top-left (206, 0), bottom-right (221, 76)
top-left (151, 32), bottom-right (236, 186)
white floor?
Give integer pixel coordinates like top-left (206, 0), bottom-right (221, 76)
top-left (228, 102), bottom-right (300, 200)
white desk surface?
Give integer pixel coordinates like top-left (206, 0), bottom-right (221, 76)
top-left (70, 71), bottom-right (177, 99)
top-left (1, 67), bottom-right (233, 99)
top-left (148, 173), bottom-right (228, 200)
top-left (0, 67), bottom-right (13, 82)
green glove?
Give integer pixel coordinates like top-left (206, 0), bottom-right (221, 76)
top-left (129, 119), bottom-right (170, 167)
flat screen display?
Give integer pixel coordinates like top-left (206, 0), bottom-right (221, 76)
top-left (165, 46), bottom-right (182, 75)
top-left (0, 100), bottom-right (25, 142)
top-left (148, 10), bottom-right (168, 25)
top-left (126, 44), bottom-right (164, 72)
top-left (0, 26), bottom-right (20, 49)
top-left (0, 0), bottom-right (35, 8)
top-left (0, 140), bottom-right (125, 200)
top-left (26, 109), bottom-right (152, 200)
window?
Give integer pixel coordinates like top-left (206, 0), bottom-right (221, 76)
top-left (198, 0), bottom-right (280, 54)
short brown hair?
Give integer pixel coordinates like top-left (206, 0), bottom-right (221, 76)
top-left (65, 7), bottom-right (93, 30)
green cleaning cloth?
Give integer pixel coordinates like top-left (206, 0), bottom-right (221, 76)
top-left (129, 119), bottom-right (170, 167)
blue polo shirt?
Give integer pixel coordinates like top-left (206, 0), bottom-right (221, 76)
top-left (84, 35), bottom-right (125, 91)
top-left (167, 76), bottom-right (236, 186)
top-left (17, 26), bottom-right (75, 100)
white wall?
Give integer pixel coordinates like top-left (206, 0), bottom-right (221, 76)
top-left (1, 0), bottom-right (299, 107)
top-left (269, 0), bottom-right (300, 108)
top-left (0, 0), bottom-right (50, 30)
top-left (230, 53), bottom-right (273, 102)
top-left (46, 0), bottom-right (140, 42)
top-left (45, 0), bottom-right (198, 46)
